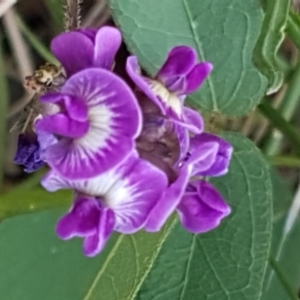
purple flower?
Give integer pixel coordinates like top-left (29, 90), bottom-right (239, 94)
top-left (126, 46), bottom-right (212, 133)
top-left (41, 153), bottom-right (168, 256)
top-left (145, 133), bottom-right (232, 233)
top-left (177, 181), bottom-right (231, 233)
top-left (11, 19), bottom-right (233, 258)
top-left (51, 26), bottom-right (121, 76)
top-left (35, 68), bottom-right (142, 180)
top-left (14, 129), bottom-right (58, 173)
top-left (190, 133), bottom-right (233, 177)
top-left (14, 133), bottom-right (44, 173)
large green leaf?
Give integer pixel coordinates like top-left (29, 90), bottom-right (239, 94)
top-left (0, 134), bottom-right (272, 299)
top-left (253, 0), bottom-right (290, 94)
top-left (134, 133), bottom-right (272, 300)
top-left (109, 0), bottom-right (268, 116)
top-left (0, 208), bottom-right (177, 300)
top-left (0, 209), bottom-right (118, 300)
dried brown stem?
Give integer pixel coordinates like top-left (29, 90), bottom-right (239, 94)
top-left (82, 0), bottom-right (107, 28)
top-left (2, 7), bottom-right (33, 79)
top-left (0, 0), bottom-right (16, 17)
top-left (64, 0), bottom-right (82, 31)
top-left (94, 6), bottom-right (111, 28)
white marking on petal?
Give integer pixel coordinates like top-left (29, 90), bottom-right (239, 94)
top-left (105, 178), bottom-right (133, 207)
top-left (44, 167), bottom-right (120, 196)
top-left (149, 80), bottom-right (182, 115)
top-left (105, 176), bottom-right (145, 227)
top-left (74, 102), bottom-right (113, 158)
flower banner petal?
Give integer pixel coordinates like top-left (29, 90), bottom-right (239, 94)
top-left (51, 32), bottom-right (94, 76)
top-left (157, 46), bottom-right (197, 82)
top-left (93, 26), bottom-right (122, 69)
top-left (43, 68), bottom-right (142, 179)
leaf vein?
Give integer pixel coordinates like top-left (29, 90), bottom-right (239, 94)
top-left (182, 0), bottom-right (218, 111)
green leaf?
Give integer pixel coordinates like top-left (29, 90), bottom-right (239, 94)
top-left (83, 218), bottom-right (177, 300)
top-left (253, 0), bottom-right (290, 94)
top-left (134, 133), bottom-right (273, 300)
top-left (0, 208), bottom-right (119, 300)
top-left (0, 207), bottom-right (177, 300)
top-left (0, 186), bottom-right (72, 221)
top-left (262, 170), bottom-right (300, 300)
top-left (0, 134), bottom-right (272, 300)
top-left (109, 0), bottom-right (268, 116)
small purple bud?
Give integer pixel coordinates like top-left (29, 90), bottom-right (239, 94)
top-left (14, 133), bottom-right (44, 173)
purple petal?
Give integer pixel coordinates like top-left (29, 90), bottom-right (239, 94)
top-left (77, 28), bottom-right (97, 41)
top-left (14, 133), bottom-right (44, 172)
top-left (180, 140), bottom-right (219, 173)
top-left (157, 46), bottom-right (197, 85)
top-left (63, 95), bottom-right (89, 122)
top-left (112, 157), bottom-right (168, 234)
top-left (83, 206), bottom-right (115, 257)
top-left (39, 93), bottom-right (62, 104)
top-left (14, 133), bottom-right (38, 164)
top-left (191, 133), bottom-right (233, 177)
top-left (174, 125), bottom-right (189, 163)
top-left (42, 153), bottom-right (168, 233)
top-left (41, 152), bottom-right (137, 193)
top-left (51, 32), bottom-right (94, 76)
top-left (35, 114), bottom-right (89, 138)
top-left (126, 56), bottom-right (165, 113)
top-left (127, 56), bottom-right (196, 127)
top-left (56, 195), bottom-right (115, 257)
top-left (56, 196), bottom-right (101, 239)
top-left (93, 26), bottom-right (122, 69)
top-left (36, 129), bottom-right (57, 161)
top-left (145, 165), bottom-right (192, 232)
top-left (43, 68), bottom-right (142, 179)
top-left (172, 106), bottom-right (204, 134)
top-left (177, 180), bottom-right (231, 233)
top-left (39, 94), bottom-right (88, 122)
top-left (181, 62), bottom-right (213, 95)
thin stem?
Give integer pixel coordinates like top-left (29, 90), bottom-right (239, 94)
top-left (82, 0), bottom-right (107, 27)
top-left (263, 60), bottom-right (300, 155)
top-left (254, 84), bottom-right (287, 143)
top-left (258, 100), bottom-right (300, 155)
top-left (287, 12), bottom-right (300, 52)
top-left (279, 61), bottom-right (300, 121)
top-left (269, 155), bottom-right (300, 167)
top-left (269, 256), bottom-right (299, 300)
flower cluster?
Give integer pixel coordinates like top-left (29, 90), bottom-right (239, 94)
top-left (14, 26), bottom-right (233, 256)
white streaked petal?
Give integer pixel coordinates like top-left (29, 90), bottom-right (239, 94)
top-left (149, 80), bottom-right (182, 116)
top-left (45, 68), bottom-right (142, 179)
